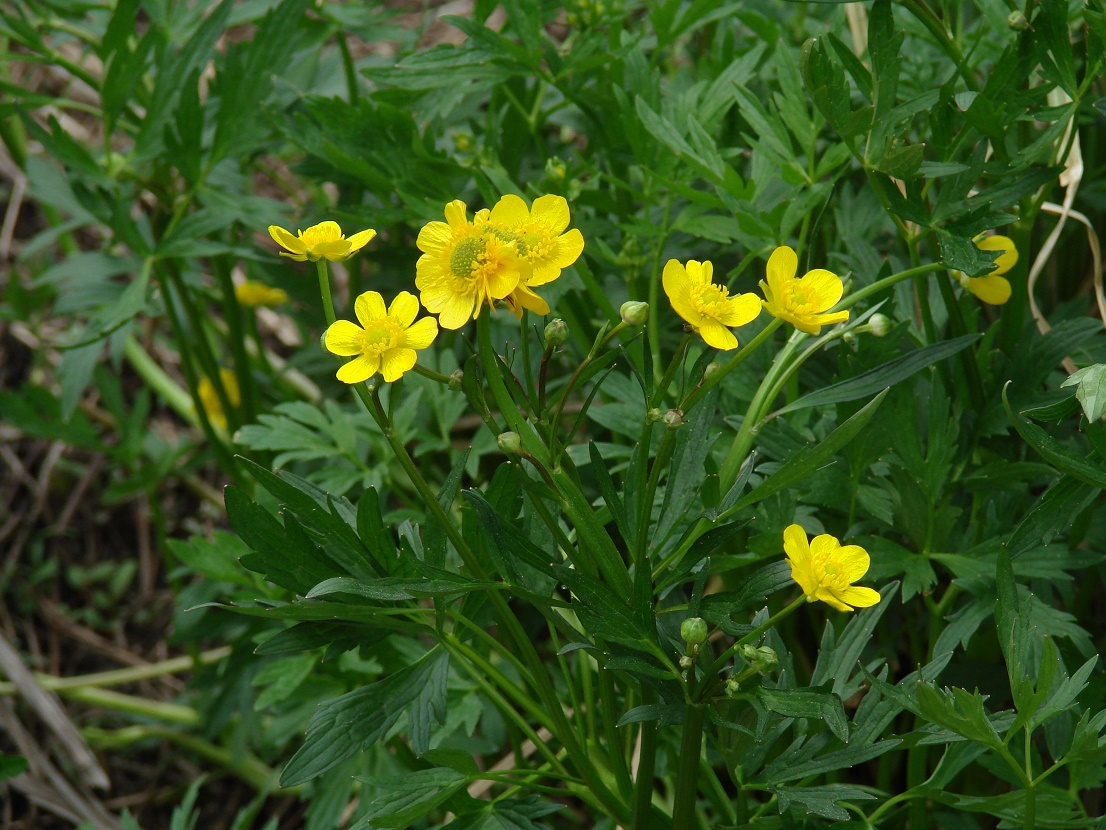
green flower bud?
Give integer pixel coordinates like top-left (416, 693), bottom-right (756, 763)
top-left (704, 362), bottom-right (722, 381)
top-left (725, 676), bottom-right (742, 697)
top-left (544, 156), bottom-right (567, 182)
top-left (453, 132), bottom-right (474, 152)
top-left (739, 643), bottom-right (778, 673)
top-left (680, 617), bottom-right (708, 646)
top-left (620, 300), bottom-right (649, 326)
top-left (662, 409), bottom-right (684, 430)
top-left (1007, 10), bottom-right (1028, 30)
top-left (498, 431), bottom-right (522, 454)
top-left (866, 313), bottom-right (892, 338)
top-left (646, 408), bottom-right (662, 423)
top-left (545, 318), bottom-right (570, 346)
top-left (448, 369), bottom-right (464, 391)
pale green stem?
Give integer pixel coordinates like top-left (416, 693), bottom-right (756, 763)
top-left (316, 259), bottom-right (337, 327)
top-left (0, 647), bottom-right (230, 695)
top-left (123, 336), bottom-right (197, 425)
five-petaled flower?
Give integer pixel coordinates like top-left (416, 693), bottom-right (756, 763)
top-left (956, 235), bottom-right (1017, 305)
top-left (415, 200), bottom-right (527, 329)
top-left (197, 369), bottom-right (240, 430)
top-left (487, 194), bottom-right (584, 318)
top-left (235, 280), bottom-right (288, 308)
top-left (662, 259), bottom-right (761, 350)
top-left (783, 524), bottom-right (881, 612)
top-left (268, 221), bottom-right (376, 263)
top-left (324, 291), bottom-right (438, 384)
top-left (760, 246), bottom-right (849, 335)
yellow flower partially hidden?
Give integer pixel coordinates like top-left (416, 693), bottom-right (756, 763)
top-left (235, 280), bottom-right (288, 308)
top-left (662, 259), bottom-right (761, 350)
top-left (324, 290), bottom-right (438, 384)
top-left (783, 524), bottom-right (881, 612)
top-left (416, 200), bottom-right (527, 329)
top-left (956, 235), bottom-right (1017, 305)
top-left (760, 246), bottom-right (849, 335)
top-left (268, 221), bottom-right (376, 263)
top-left (487, 194), bottom-right (585, 318)
top-left (197, 368), bottom-right (240, 430)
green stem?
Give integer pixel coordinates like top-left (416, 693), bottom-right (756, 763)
top-left (630, 688), bottom-right (659, 830)
top-left (835, 263), bottom-right (944, 311)
top-left (123, 336), bottom-right (196, 425)
top-left (651, 334), bottom-right (691, 409)
top-left (317, 259), bottom-right (337, 327)
top-left (64, 687), bottom-right (199, 725)
top-left (681, 318), bottom-right (782, 415)
top-left (702, 594), bottom-right (807, 686)
top-left (671, 701), bottom-right (705, 830)
top-left (0, 647), bottom-right (230, 695)
top-left (598, 663), bottom-right (633, 799)
top-left (647, 193), bottom-right (676, 381)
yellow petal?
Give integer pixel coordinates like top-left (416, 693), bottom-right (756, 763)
top-left (443, 200), bottom-right (469, 231)
top-left (269, 225), bottom-right (306, 254)
top-left (417, 221), bottom-right (453, 254)
top-left (800, 269), bottom-right (844, 310)
top-left (810, 310), bottom-right (850, 330)
top-left (837, 585), bottom-right (881, 609)
top-left (402, 317), bottom-right (438, 350)
top-left (815, 587), bottom-right (854, 612)
top-left (355, 291), bottom-right (387, 327)
top-left (315, 239), bottom-right (353, 261)
top-left (336, 354), bottom-right (379, 384)
top-left (380, 348), bottom-right (417, 382)
top-left (438, 292), bottom-right (476, 330)
top-left (346, 228), bottom-right (377, 252)
top-left (553, 228), bottom-right (584, 269)
top-left (968, 274), bottom-right (1011, 305)
top-left (977, 235), bottom-right (1018, 275)
top-left (388, 291), bottom-right (420, 328)
top-left (662, 259), bottom-right (690, 305)
top-left (717, 292), bottom-right (762, 328)
top-left (486, 264), bottom-right (521, 300)
top-left (684, 260), bottom-right (708, 286)
top-left (834, 544), bottom-right (871, 582)
top-left (490, 193), bottom-right (530, 227)
top-left (809, 534), bottom-right (841, 559)
top-left (531, 194), bottom-right (571, 234)
top-left (324, 320), bottom-right (365, 356)
top-left (698, 321), bottom-right (738, 351)
top-left (766, 246), bottom-right (798, 289)
top-left (783, 524), bottom-right (810, 564)
top-left (509, 285), bottom-right (550, 316)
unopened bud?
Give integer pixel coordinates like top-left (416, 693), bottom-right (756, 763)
top-left (704, 362), bottom-right (722, 381)
top-left (725, 676), bottom-right (741, 697)
top-left (739, 644), bottom-right (778, 673)
top-left (646, 408), bottom-right (662, 423)
top-left (545, 318), bottom-right (569, 346)
top-left (842, 331), bottom-right (858, 347)
top-left (866, 313), bottom-right (892, 338)
top-left (1007, 10), bottom-right (1028, 30)
top-left (620, 300), bottom-right (649, 326)
top-left (544, 156), bottom-right (567, 182)
top-left (680, 617), bottom-right (708, 646)
top-left (448, 369), bottom-right (464, 391)
top-left (453, 132), bottom-right (474, 152)
top-left (679, 654), bottom-right (694, 670)
top-left (662, 409), bottom-right (684, 430)
top-left (498, 431), bottom-right (522, 454)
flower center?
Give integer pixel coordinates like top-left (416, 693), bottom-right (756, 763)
top-left (692, 282), bottom-right (729, 313)
top-left (450, 235), bottom-right (485, 277)
top-left (302, 225), bottom-right (340, 248)
top-left (362, 320), bottom-right (400, 355)
top-left (783, 281), bottom-right (818, 312)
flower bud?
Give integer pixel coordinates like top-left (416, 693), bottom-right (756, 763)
top-left (842, 331), bottom-right (858, 347)
top-left (679, 654), bottom-right (694, 670)
top-left (725, 676), bottom-right (741, 697)
top-left (865, 313), bottom-right (892, 338)
top-left (703, 362), bottom-right (722, 382)
top-left (646, 408), bottom-right (662, 424)
top-left (662, 409), bottom-right (684, 430)
top-left (1007, 10), bottom-right (1028, 30)
top-left (544, 318), bottom-right (569, 346)
top-left (498, 431), bottom-right (522, 454)
top-left (739, 644), bottom-right (778, 673)
top-left (453, 132), bottom-right (474, 152)
top-left (544, 156), bottom-right (567, 182)
top-left (620, 300), bottom-right (649, 327)
top-left (448, 369), bottom-right (464, 391)
top-left (680, 617), bottom-right (708, 646)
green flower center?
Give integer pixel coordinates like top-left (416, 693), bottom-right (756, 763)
top-left (450, 236), bottom-right (485, 277)
top-left (691, 282), bottom-right (729, 314)
top-left (362, 320), bottom-right (400, 355)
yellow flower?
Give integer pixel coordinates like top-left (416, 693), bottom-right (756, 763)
top-left (235, 280), bottom-right (288, 308)
top-left (415, 200), bottom-right (527, 329)
top-left (956, 235), bottom-right (1017, 305)
top-left (760, 246), bottom-right (849, 335)
top-left (197, 368), bottom-right (240, 430)
top-left (662, 258), bottom-right (761, 350)
top-left (324, 290), bottom-right (438, 384)
top-left (783, 524), bottom-right (881, 612)
top-left (267, 221), bottom-right (376, 262)
top-left (487, 194), bottom-right (585, 318)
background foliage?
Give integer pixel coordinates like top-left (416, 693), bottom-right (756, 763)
top-left (2, 0), bottom-right (1106, 828)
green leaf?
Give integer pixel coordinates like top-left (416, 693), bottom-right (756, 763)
top-left (354, 767), bottom-right (469, 829)
top-left (736, 389), bottom-right (889, 509)
top-left (281, 648), bottom-right (442, 785)
top-left (1061, 364), bottom-right (1106, 422)
top-left (424, 449), bottom-right (469, 568)
top-left (916, 684), bottom-right (1003, 749)
top-left (774, 785), bottom-right (877, 821)
top-left (589, 442), bottom-right (631, 546)
top-left (0, 754), bottom-right (28, 782)
top-left (253, 653), bottom-right (316, 710)
top-left (777, 336), bottom-right (979, 414)
top-left (812, 583), bottom-right (897, 698)
top-left (757, 687), bottom-right (850, 741)
top-left (616, 704), bottom-right (684, 727)
top-left (1003, 385), bottom-right (1106, 490)
top-left (1006, 474), bottom-right (1097, 557)
top-left (408, 650), bottom-right (449, 756)
top-left (936, 229), bottom-right (998, 276)
top-left (699, 560), bottom-right (792, 622)
top-left (166, 531), bottom-right (255, 587)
